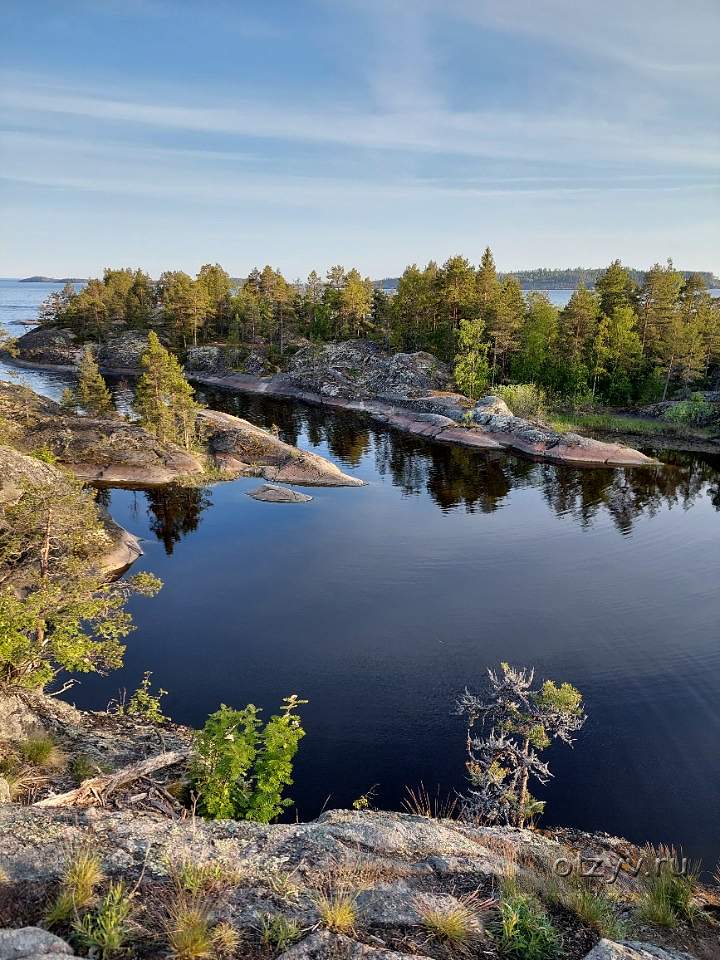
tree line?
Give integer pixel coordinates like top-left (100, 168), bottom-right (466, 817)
top-left (41, 251), bottom-right (720, 405)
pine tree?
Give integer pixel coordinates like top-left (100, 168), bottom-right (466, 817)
top-left (340, 269), bottom-right (374, 339)
top-left (592, 305), bottom-right (643, 402)
top-left (514, 293), bottom-right (558, 386)
top-left (595, 260), bottom-right (637, 318)
top-left (135, 332), bottom-right (200, 449)
top-left (0, 476), bottom-right (160, 689)
top-left (454, 317), bottom-right (490, 400)
top-left (457, 663), bottom-right (585, 827)
top-left (75, 346), bottom-right (114, 417)
top-left (487, 277), bottom-right (524, 384)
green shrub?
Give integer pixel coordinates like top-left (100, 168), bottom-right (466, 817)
top-left (497, 384), bottom-right (547, 420)
top-left (31, 446), bottom-right (58, 464)
top-left (491, 893), bottom-right (561, 960)
top-left (663, 396), bottom-right (715, 427)
top-left (190, 694), bottom-right (306, 822)
top-left (635, 846), bottom-right (699, 928)
top-left (125, 671), bottom-right (168, 724)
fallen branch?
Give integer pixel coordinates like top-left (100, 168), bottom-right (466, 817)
top-left (33, 749), bottom-right (190, 808)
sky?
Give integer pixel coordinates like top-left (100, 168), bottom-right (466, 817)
top-left (1, 0), bottom-right (718, 278)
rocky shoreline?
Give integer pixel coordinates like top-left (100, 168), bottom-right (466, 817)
top-left (0, 381), bottom-right (362, 490)
top-left (0, 689), bottom-right (717, 960)
top-left (7, 331), bottom-right (657, 469)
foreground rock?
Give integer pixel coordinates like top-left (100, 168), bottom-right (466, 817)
top-left (0, 806), bottom-right (710, 960)
top-left (0, 691), bottom-right (714, 960)
top-left (0, 927), bottom-right (78, 959)
top-left (198, 409), bottom-right (363, 486)
top-left (0, 383), bottom-right (361, 489)
top-left (0, 445), bottom-right (140, 577)
top-left (247, 483), bottom-right (313, 502)
top-left (584, 942), bottom-right (696, 960)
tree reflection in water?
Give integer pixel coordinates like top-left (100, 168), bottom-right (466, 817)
top-left (144, 486), bottom-right (212, 555)
top-left (193, 386), bottom-right (720, 535)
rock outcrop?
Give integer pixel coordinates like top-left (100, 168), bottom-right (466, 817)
top-left (95, 331), bottom-right (149, 371)
top-left (285, 340), bottom-right (450, 402)
top-left (0, 384), bottom-right (204, 486)
top-left (247, 484), bottom-right (313, 502)
top-left (198, 409), bottom-right (363, 486)
top-left (1, 382), bottom-right (362, 489)
top-left (0, 690), bottom-right (714, 960)
top-left (9, 328), bottom-right (80, 367)
top-left (9, 331), bottom-right (657, 468)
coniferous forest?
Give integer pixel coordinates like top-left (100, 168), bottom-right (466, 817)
top-left (40, 250), bottom-right (720, 408)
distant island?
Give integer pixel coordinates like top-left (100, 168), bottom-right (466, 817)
top-left (375, 266), bottom-right (720, 292)
top-left (20, 275), bottom-right (87, 283)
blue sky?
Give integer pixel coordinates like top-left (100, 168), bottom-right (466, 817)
top-left (1, 0), bottom-right (718, 277)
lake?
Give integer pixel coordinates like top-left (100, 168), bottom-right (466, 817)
top-left (1, 279), bottom-right (719, 871)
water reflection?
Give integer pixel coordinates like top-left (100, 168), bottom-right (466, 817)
top-left (196, 387), bottom-right (720, 538)
top-left (144, 486), bottom-right (212, 555)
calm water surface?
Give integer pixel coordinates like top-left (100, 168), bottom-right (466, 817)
top-left (1, 280), bottom-right (719, 868)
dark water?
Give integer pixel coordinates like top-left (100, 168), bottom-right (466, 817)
top-left (2, 352), bottom-right (720, 870)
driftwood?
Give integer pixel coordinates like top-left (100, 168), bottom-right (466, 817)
top-left (33, 749), bottom-right (190, 808)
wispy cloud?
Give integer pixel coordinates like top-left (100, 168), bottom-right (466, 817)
top-left (2, 78), bottom-right (718, 170)
top-left (1, 130), bottom-right (716, 208)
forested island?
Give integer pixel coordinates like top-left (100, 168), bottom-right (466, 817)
top-left (30, 250), bottom-right (720, 422)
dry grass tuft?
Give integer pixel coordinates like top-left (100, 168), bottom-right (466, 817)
top-left (316, 891), bottom-right (357, 934)
top-left (403, 782), bottom-right (458, 820)
top-left (211, 921), bottom-right (241, 957)
top-left (417, 891), bottom-right (492, 948)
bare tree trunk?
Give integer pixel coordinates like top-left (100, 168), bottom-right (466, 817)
top-left (516, 737), bottom-right (530, 828)
top-left (662, 354), bottom-right (675, 401)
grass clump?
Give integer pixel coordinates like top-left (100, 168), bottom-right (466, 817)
top-left (491, 893), bottom-right (561, 960)
top-left (402, 782), bottom-right (458, 820)
top-left (45, 848), bottom-right (104, 926)
top-left (635, 845), bottom-right (699, 928)
top-left (16, 733), bottom-right (65, 770)
top-left (72, 881), bottom-right (133, 959)
top-left (165, 896), bottom-right (213, 960)
top-left (418, 893), bottom-right (487, 946)
top-left (316, 891), bottom-right (357, 934)
top-left (259, 913), bottom-right (303, 951)
top-left (168, 858), bottom-right (228, 896)
top-left (548, 877), bottom-right (624, 940)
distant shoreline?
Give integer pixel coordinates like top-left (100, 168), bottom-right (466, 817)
top-left (18, 276), bottom-right (88, 283)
